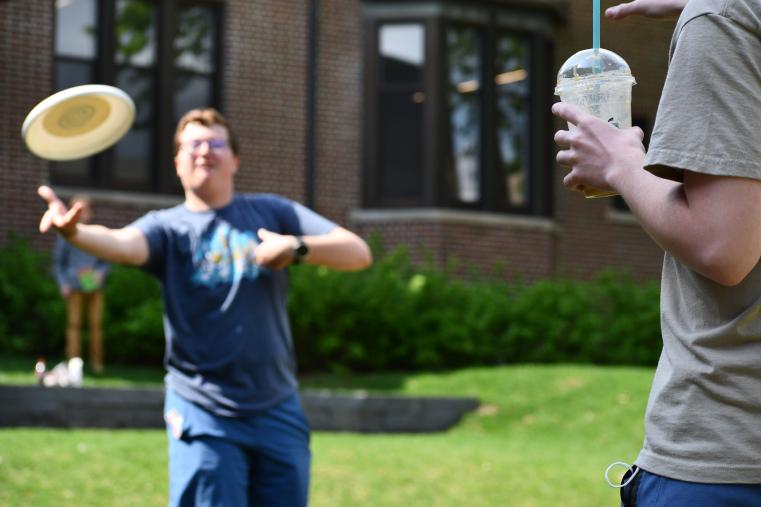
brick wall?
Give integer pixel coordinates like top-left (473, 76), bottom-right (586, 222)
top-left (223, 0), bottom-right (309, 202)
top-left (314, 0), bottom-right (363, 225)
top-left (0, 0), bottom-right (675, 283)
top-left (0, 0), bottom-right (55, 250)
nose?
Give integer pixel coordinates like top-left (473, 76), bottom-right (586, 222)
top-left (196, 141), bottom-right (213, 155)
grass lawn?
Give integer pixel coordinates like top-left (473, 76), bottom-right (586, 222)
top-left (0, 357), bottom-right (653, 506)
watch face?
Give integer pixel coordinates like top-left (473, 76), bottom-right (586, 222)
top-left (294, 239), bottom-right (309, 260)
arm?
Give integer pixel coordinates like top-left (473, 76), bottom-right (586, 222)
top-left (38, 185), bottom-right (149, 266)
top-left (605, 0), bottom-right (688, 20)
top-left (553, 104), bottom-right (761, 286)
top-left (255, 226), bottom-right (373, 271)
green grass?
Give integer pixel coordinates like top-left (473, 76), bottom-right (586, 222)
top-left (0, 357), bottom-right (653, 506)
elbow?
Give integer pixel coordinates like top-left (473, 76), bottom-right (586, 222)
top-left (698, 247), bottom-right (757, 287)
top-left (352, 244), bottom-right (373, 271)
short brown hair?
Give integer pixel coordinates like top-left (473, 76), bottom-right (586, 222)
top-left (173, 107), bottom-right (239, 156)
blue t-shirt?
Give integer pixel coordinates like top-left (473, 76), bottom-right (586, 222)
top-left (131, 193), bottom-right (337, 416)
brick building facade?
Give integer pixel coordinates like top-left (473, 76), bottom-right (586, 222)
top-left (0, 0), bottom-right (675, 282)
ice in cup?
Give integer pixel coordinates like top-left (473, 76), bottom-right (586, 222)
top-left (555, 48), bottom-right (636, 198)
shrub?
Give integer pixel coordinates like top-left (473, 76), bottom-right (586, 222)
top-left (289, 248), bottom-right (662, 372)
top-left (0, 236), bottom-right (662, 371)
top-left (0, 235), bottom-right (65, 356)
top-left (102, 265), bottom-right (164, 364)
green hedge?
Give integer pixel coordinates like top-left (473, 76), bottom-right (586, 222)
top-left (0, 235), bottom-right (662, 370)
top-left (289, 246), bottom-right (662, 371)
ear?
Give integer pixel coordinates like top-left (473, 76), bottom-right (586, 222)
top-left (231, 155), bottom-right (240, 175)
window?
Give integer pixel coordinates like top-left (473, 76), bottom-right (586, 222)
top-left (363, 3), bottom-right (556, 216)
top-left (53, 0), bottom-right (221, 194)
top-left (378, 24), bottom-right (425, 200)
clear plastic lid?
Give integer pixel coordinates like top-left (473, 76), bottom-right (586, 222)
top-left (555, 48), bottom-right (635, 94)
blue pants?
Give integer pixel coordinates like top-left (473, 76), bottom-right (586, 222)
top-left (621, 467), bottom-right (761, 507)
top-left (164, 390), bottom-right (311, 507)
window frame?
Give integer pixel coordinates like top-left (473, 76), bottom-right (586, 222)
top-left (51, 0), bottom-right (224, 195)
top-left (362, 1), bottom-right (556, 217)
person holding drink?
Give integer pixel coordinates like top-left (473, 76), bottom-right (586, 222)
top-left (554, 0), bottom-right (761, 504)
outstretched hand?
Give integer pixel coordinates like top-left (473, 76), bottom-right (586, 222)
top-left (605, 0), bottom-right (688, 20)
top-left (255, 228), bottom-right (298, 270)
top-left (38, 185), bottom-right (82, 237)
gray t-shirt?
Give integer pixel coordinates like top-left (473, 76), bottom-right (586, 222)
top-left (638, 0), bottom-right (761, 483)
top-left (131, 193), bottom-right (337, 417)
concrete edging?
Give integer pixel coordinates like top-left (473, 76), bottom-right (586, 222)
top-left (0, 385), bottom-right (479, 433)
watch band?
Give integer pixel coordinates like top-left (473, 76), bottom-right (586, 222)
top-left (292, 237), bottom-right (309, 264)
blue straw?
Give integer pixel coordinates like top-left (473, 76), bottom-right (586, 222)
top-left (593, 0), bottom-right (601, 72)
top-left (593, 0), bottom-right (600, 52)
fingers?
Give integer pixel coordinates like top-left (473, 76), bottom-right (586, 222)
top-left (631, 126), bottom-right (645, 142)
top-left (38, 185), bottom-right (62, 206)
top-left (562, 172), bottom-right (586, 194)
top-left (605, 1), bottom-right (639, 19)
top-left (39, 209), bottom-right (54, 233)
top-left (556, 148), bottom-right (575, 168)
top-left (551, 103), bottom-right (590, 128)
top-left (62, 203), bottom-right (83, 228)
top-left (554, 129), bottom-right (572, 148)
top-left (257, 228), bottom-right (280, 243)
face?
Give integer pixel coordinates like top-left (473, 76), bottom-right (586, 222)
top-left (174, 122), bottom-right (239, 198)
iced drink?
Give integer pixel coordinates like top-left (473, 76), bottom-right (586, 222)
top-left (555, 48), bottom-right (636, 198)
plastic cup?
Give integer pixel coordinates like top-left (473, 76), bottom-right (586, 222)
top-left (555, 48), bottom-right (636, 198)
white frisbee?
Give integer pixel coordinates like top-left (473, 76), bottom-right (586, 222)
top-left (21, 84), bottom-right (135, 161)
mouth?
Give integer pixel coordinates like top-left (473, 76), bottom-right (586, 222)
top-left (194, 162), bottom-right (215, 171)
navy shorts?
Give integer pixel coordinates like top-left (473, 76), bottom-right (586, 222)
top-left (164, 390), bottom-right (311, 507)
top-left (621, 467), bottom-right (761, 507)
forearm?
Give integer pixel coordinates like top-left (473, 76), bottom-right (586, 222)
top-left (612, 168), bottom-right (761, 285)
top-left (302, 228), bottom-right (372, 271)
top-left (64, 224), bottom-right (148, 266)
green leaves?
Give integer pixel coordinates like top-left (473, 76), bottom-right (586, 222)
top-left (0, 236), bottom-right (661, 370)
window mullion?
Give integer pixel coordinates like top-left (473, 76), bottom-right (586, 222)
top-left (156, 0), bottom-right (177, 193)
top-left (94, 0), bottom-right (117, 189)
top-left (482, 22), bottom-right (497, 212)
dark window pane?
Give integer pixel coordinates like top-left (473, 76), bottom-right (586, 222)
top-left (55, 60), bottom-right (94, 91)
top-left (175, 73), bottom-right (212, 122)
top-left (116, 0), bottom-right (157, 67)
top-left (379, 92), bottom-right (423, 198)
top-left (50, 159), bottom-right (92, 183)
top-left (174, 5), bottom-right (217, 118)
top-left (447, 27), bottom-right (482, 204)
top-left (113, 67), bottom-right (154, 187)
top-left (495, 33), bottom-right (530, 208)
top-left (175, 6), bottom-right (217, 73)
top-left (56, 0), bottom-right (97, 59)
top-left (379, 24), bottom-right (424, 84)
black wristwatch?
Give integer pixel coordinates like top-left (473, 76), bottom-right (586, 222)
top-left (292, 237), bottom-right (310, 264)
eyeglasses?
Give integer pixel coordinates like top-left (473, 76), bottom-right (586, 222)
top-left (180, 139), bottom-right (229, 154)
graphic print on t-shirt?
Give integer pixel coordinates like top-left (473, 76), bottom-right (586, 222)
top-left (192, 220), bottom-right (262, 311)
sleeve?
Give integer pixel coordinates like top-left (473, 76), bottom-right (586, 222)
top-left (128, 211), bottom-right (167, 278)
top-left (644, 13), bottom-right (761, 180)
top-left (268, 195), bottom-right (338, 236)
